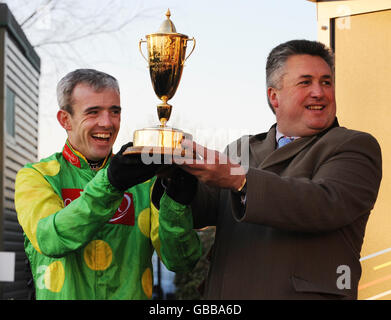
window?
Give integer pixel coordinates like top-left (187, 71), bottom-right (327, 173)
top-left (5, 86), bottom-right (16, 137)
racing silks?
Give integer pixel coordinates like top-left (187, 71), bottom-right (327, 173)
top-left (15, 141), bottom-right (201, 299)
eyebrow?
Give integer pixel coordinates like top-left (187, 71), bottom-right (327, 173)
top-left (110, 105), bottom-right (121, 111)
top-left (84, 105), bottom-right (121, 113)
top-left (298, 74), bottom-right (332, 79)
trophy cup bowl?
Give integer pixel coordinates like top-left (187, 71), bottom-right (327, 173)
top-left (124, 9), bottom-right (196, 160)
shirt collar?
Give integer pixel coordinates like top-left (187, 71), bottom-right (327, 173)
top-left (275, 117), bottom-right (339, 144)
top-left (62, 139), bottom-right (111, 170)
top-left (275, 127), bottom-right (301, 143)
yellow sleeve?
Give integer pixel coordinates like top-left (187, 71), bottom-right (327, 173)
top-left (150, 179), bottom-right (161, 257)
top-left (15, 167), bottom-right (64, 254)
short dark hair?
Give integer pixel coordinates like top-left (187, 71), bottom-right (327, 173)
top-left (57, 69), bottom-right (120, 115)
top-left (266, 39), bottom-right (334, 113)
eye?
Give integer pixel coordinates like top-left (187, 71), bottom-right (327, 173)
top-left (298, 80), bottom-right (311, 86)
top-left (322, 80), bottom-right (332, 86)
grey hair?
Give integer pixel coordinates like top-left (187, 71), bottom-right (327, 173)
top-left (266, 39), bottom-right (334, 113)
top-left (57, 69), bottom-right (120, 115)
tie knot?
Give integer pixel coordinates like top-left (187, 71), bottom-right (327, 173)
top-left (278, 136), bottom-right (294, 148)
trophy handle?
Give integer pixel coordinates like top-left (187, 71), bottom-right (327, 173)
top-left (139, 39), bottom-right (149, 63)
top-left (184, 37), bottom-right (196, 62)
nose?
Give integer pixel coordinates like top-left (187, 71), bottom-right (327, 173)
top-left (98, 111), bottom-right (113, 128)
top-left (310, 83), bottom-right (325, 99)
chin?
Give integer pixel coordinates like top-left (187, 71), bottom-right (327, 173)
top-left (90, 148), bottom-right (112, 161)
top-left (307, 118), bottom-right (333, 132)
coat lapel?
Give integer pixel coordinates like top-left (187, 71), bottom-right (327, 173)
top-left (248, 126), bottom-right (277, 168)
top-left (260, 135), bottom-right (317, 169)
top-left (248, 118), bottom-right (339, 170)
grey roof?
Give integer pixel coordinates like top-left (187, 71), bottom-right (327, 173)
top-left (0, 3), bottom-right (40, 72)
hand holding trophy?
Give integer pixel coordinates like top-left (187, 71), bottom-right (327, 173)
top-left (124, 9), bottom-right (196, 161)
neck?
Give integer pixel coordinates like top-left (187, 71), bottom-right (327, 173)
top-left (87, 158), bottom-right (105, 170)
top-left (66, 140), bottom-right (111, 170)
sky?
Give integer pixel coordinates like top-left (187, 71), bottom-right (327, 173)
top-left (6, 0), bottom-right (318, 159)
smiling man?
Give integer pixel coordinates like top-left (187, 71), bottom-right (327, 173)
top-left (167, 40), bottom-right (383, 299)
top-left (14, 69), bottom-right (201, 299)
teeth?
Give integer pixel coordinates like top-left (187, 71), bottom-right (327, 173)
top-left (92, 133), bottom-right (110, 139)
top-left (306, 105), bottom-right (324, 110)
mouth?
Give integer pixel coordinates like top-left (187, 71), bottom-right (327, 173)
top-left (91, 132), bottom-right (112, 142)
top-left (306, 105), bottom-right (325, 111)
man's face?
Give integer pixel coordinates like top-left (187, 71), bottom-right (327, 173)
top-left (58, 83), bottom-right (121, 161)
top-left (268, 54), bottom-right (336, 137)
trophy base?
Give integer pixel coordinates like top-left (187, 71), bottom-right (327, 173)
top-left (123, 126), bottom-right (195, 160)
top-left (124, 145), bottom-right (189, 157)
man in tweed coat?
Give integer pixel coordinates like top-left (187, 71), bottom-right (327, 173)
top-left (178, 40), bottom-right (382, 299)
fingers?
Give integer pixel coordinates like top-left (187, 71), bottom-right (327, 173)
top-left (118, 141), bottom-right (134, 154)
top-left (156, 165), bottom-right (177, 178)
top-left (181, 139), bottom-right (208, 161)
top-left (180, 138), bottom-right (193, 149)
top-left (180, 165), bottom-right (203, 176)
top-left (120, 153), bottom-right (144, 165)
top-left (181, 139), bottom-right (223, 166)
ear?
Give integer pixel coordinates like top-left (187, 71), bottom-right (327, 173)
top-left (267, 87), bottom-right (279, 111)
top-left (57, 110), bottom-right (72, 130)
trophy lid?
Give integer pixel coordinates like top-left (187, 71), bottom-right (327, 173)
top-left (158, 9), bottom-right (177, 33)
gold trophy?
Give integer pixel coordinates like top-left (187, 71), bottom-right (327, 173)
top-left (124, 9), bottom-right (196, 159)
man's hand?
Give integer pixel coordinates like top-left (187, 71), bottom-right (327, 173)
top-left (107, 142), bottom-right (162, 191)
top-left (152, 166), bottom-right (198, 208)
top-left (179, 140), bottom-right (246, 192)
top-left (164, 166), bottom-right (198, 205)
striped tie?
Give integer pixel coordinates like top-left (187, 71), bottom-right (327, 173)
top-left (278, 136), bottom-right (294, 148)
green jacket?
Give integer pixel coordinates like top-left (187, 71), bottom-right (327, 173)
top-left (15, 141), bottom-right (201, 299)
